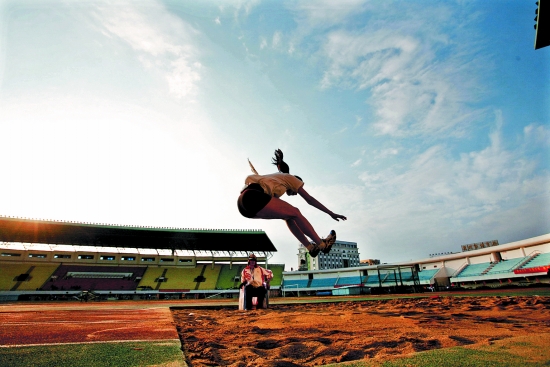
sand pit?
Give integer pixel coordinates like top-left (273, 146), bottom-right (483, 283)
top-left (172, 295), bottom-right (550, 366)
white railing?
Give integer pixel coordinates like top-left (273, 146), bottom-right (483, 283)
top-left (451, 262), bottom-right (469, 277)
top-left (205, 289), bottom-right (237, 299)
top-left (515, 251), bottom-right (541, 270)
top-left (282, 284), bottom-right (299, 297)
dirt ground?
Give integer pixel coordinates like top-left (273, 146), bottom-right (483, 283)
top-left (172, 295), bottom-right (550, 367)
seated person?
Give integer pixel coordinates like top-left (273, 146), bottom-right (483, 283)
top-left (240, 254), bottom-right (273, 310)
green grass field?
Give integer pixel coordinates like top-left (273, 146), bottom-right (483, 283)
top-left (2, 335), bottom-right (549, 367)
top-left (0, 341), bottom-right (184, 367)
top-left (325, 333), bottom-right (550, 366)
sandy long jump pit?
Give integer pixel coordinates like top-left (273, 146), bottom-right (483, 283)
top-left (172, 296), bottom-right (550, 366)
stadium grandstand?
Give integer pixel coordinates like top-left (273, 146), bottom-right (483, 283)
top-left (281, 233), bottom-right (550, 296)
top-left (1, 216), bottom-right (549, 301)
top-left (0, 216), bottom-right (284, 302)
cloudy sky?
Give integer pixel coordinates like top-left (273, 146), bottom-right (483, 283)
top-left (0, 0), bottom-right (548, 269)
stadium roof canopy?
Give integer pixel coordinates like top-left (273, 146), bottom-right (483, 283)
top-left (0, 216), bottom-right (277, 253)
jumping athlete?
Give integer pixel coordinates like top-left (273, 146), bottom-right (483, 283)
top-left (237, 149), bottom-right (347, 257)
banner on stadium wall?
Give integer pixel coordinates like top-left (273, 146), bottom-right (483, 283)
top-left (461, 240), bottom-right (499, 252)
top-left (514, 266), bottom-right (550, 274)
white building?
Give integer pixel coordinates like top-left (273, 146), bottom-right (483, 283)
top-left (298, 240), bottom-right (360, 271)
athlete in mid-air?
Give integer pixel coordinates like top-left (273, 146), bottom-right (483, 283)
top-left (237, 149), bottom-right (347, 257)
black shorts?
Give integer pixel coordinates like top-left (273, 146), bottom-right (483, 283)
top-left (237, 183), bottom-right (272, 218)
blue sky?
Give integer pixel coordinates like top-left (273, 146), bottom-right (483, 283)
top-left (0, 0), bottom-right (548, 269)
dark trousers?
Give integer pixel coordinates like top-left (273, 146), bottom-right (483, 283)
top-left (244, 284), bottom-right (266, 310)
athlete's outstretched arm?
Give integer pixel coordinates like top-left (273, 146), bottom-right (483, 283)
top-left (297, 187), bottom-right (347, 221)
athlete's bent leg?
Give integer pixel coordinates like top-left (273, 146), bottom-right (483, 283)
top-left (254, 197), bottom-right (322, 247)
top-left (285, 219), bottom-right (318, 248)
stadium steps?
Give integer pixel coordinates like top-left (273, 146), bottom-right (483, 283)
top-left (365, 276), bottom-right (382, 287)
top-left (267, 264), bottom-right (285, 287)
top-left (195, 264), bottom-right (222, 290)
top-left (194, 265), bottom-right (207, 290)
top-left (484, 256), bottom-right (531, 275)
top-left (0, 264), bottom-right (27, 291)
top-left (138, 267), bottom-right (164, 290)
top-left (0, 264), bottom-right (57, 291)
top-left (32, 264), bottom-right (60, 290)
top-left (455, 262), bottom-right (491, 278)
top-left (10, 266), bottom-right (35, 291)
top-left (155, 269), bottom-right (168, 290)
top-left (481, 263), bottom-right (497, 275)
top-left (521, 252), bottom-right (550, 269)
top-left (399, 271), bottom-right (415, 282)
top-left (381, 273), bottom-right (398, 285)
top-left (157, 267), bottom-right (203, 290)
top-left (515, 252), bottom-right (541, 270)
top-left (309, 277), bottom-right (337, 288)
top-left (417, 269), bottom-right (439, 282)
top-left (216, 264), bottom-right (241, 290)
top-left (281, 279), bottom-right (309, 289)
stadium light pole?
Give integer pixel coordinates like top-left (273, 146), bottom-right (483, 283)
top-left (535, 0), bottom-right (550, 49)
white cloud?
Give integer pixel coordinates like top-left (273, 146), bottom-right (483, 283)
top-left (95, 1), bottom-right (202, 101)
top-left (354, 116), bottom-right (362, 128)
top-left (291, 0), bottom-right (368, 29)
top-left (217, 0), bottom-right (260, 23)
top-left (281, 0), bottom-right (369, 61)
top-left (260, 37), bottom-right (267, 49)
top-left (272, 31), bottom-right (282, 48)
top-left (320, 27), bottom-right (487, 137)
top-left (524, 123), bottom-right (550, 146)
top-left (288, 42), bottom-right (295, 55)
top-left (168, 59), bottom-right (201, 100)
top-left (351, 116), bottom-right (550, 259)
top-left (338, 126), bottom-right (348, 133)
top-left (297, 1), bottom-right (491, 139)
top-left (378, 148), bottom-right (399, 158)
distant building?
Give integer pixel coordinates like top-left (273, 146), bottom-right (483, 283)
top-left (298, 240), bottom-right (360, 271)
top-left (360, 259), bottom-right (380, 266)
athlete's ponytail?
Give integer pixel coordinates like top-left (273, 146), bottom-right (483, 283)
top-left (271, 149), bottom-right (290, 174)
